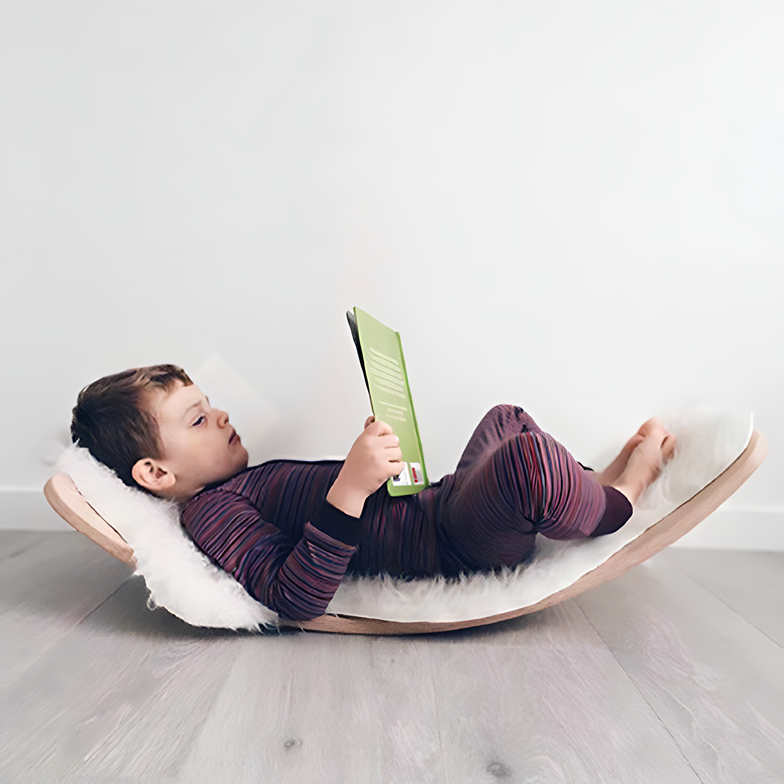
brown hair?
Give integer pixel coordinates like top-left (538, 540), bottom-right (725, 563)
top-left (70, 364), bottom-right (193, 489)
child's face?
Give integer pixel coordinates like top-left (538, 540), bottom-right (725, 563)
top-left (136, 380), bottom-right (249, 501)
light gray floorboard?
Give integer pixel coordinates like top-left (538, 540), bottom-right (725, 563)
top-left (0, 533), bottom-right (132, 691)
top-left (179, 633), bottom-right (446, 784)
top-left (426, 601), bottom-right (699, 784)
top-left (0, 577), bottom-right (243, 783)
top-left (0, 530), bottom-right (50, 562)
top-left (2, 537), bottom-right (782, 784)
top-left (576, 552), bottom-right (784, 784)
top-left (2, 596), bottom-right (699, 784)
top-left (663, 549), bottom-right (784, 648)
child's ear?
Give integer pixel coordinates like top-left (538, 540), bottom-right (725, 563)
top-left (132, 458), bottom-right (176, 495)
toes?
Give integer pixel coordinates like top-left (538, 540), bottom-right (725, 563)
top-left (637, 418), bottom-right (661, 437)
top-left (624, 433), bottom-right (645, 453)
top-left (661, 433), bottom-right (677, 460)
top-left (639, 418), bottom-right (673, 447)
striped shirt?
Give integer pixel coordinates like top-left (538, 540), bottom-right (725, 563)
top-left (181, 459), bottom-right (442, 621)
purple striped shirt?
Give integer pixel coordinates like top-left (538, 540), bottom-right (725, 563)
top-left (182, 461), bottom-right (358, 621)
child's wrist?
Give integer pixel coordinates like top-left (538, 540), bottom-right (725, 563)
top-left (326, 478), bottom-right (367, 518)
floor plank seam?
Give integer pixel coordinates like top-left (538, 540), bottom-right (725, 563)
top-left (76, 574), bottom-right (136, 627)
top-left (0, 536), bottom-right (48, 565)
top-left (572, 599), bottom-right (707, 784)
top-left (0, 546), bottom-right (36, 564)
top-left (660, 553), bottom-right (784, 652)
top-left (418, 642), bottom-right (449, 784)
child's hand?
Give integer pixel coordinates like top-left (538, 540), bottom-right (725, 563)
top-left (327, 419), bottom-right (404, 517)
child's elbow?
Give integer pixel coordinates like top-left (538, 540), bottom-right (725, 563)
top-left (260, 586), bottom-right (330, 622)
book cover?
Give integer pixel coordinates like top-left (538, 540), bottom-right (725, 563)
top-left (346, 308), bottom-right (429, 496)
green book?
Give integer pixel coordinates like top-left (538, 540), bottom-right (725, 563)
top-left (346, 308), bottom-right (429, 496)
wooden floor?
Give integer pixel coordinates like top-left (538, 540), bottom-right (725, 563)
top-left (1, 532), bottom-right (783, 783)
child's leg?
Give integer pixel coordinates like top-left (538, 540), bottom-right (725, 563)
top-left (438, 405), bottom-right (623, 573)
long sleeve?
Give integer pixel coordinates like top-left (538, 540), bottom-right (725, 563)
top-left (589, 486), bottom-right (633, 537)
top-left (182, 490), bottom-right (362, 621)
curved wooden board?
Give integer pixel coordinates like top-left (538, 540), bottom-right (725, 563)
top-left (44, 431), bottom-right (766, 635)
top-left (44, 473), bottom-right (137, 568)
top-left (281, 430), bottom-right (767, 635)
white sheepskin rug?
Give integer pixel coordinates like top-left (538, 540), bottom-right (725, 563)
top-left (57, 446), bottom-right (277, 631)
top-left (58, 409), bottom-right (752, 630)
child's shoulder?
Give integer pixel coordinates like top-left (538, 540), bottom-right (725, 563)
top-left (184, 464), bottom-right (267, 517)
top-left (183, 459), bottom-right (343, 523)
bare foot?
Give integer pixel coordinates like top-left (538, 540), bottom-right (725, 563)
top-left (595, 417), bottom-right (665, 486)
top-left (595, 433), bottom-right (645, 486)
top-left (611, 419), bottom-right (676, 505)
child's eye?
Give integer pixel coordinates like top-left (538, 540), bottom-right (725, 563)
top-left (192, 415), bottom-right (206, 427)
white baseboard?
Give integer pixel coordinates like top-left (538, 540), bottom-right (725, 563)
top-left (670, 507), bottom-right (784, 551)
top-left (0, 489), bottom-right (72, 532)
top-left (2, 490), bottom-right (783, 551)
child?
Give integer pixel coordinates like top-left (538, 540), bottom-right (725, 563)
top-left (71, 364), bottom-right (676, 621)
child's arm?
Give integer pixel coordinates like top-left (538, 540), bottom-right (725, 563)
top-left (183, 492), bottom-right (360, 621)
top-left (326, 417), bottom-right (404, 517)
top-left (181, 417), bottom-right (403, 621)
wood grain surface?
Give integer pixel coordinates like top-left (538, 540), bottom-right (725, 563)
top-left (0, 532), bottom-right (131, 692)
top-left (6, 532), bottom-right (783, 782)
top-left (0, 530), bottom-right (48, 562)
top-left (576, 552), bottom-right (784, 784)
top-left (663, 549), bottom-right (784, 648)
top-left (44, 473), bottom-right (137, 567)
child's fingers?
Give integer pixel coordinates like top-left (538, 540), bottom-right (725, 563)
top-left (370, 436), bottom-right (401, 462)
top-left (387, 460), bottom-right (406, 478)
top-left (364, 415), bottom-right (376, 429)
top-left (377, 434), bottom-right (400, 450)
top-left (368, 419), bottom-right (395, 436)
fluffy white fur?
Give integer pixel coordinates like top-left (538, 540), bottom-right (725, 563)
top-left (58, 410), bottom-right (752, 629)
top-left (57, 445), bottom-right (278, 631)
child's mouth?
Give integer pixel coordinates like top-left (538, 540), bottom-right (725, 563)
top-left (229, 429), bottom-right (239, 444)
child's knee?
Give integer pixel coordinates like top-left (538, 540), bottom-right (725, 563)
top-left (503, 430), bottom-right (566, 521)
top-left (484, 404), bottom-right (532, 434)
top-left (488, 403), bottom-right (523, 417)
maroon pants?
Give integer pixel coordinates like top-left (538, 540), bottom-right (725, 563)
top-left (434, 405), bottom-right (629, 575)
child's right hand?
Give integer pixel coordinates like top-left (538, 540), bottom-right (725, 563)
top-left (326, 419), bottom-right (404, 517)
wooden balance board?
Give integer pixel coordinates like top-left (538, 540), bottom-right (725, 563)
top-left (44, 430), bottom-right (766, 635)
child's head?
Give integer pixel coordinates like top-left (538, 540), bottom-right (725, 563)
top-left (71, 365), bottom-right (249, 502)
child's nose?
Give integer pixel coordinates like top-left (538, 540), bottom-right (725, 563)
top-left (217, 410), bottom-right (230, 426)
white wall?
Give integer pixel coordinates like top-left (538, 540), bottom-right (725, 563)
top-left (1, 1), bottom-right (782, 546)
